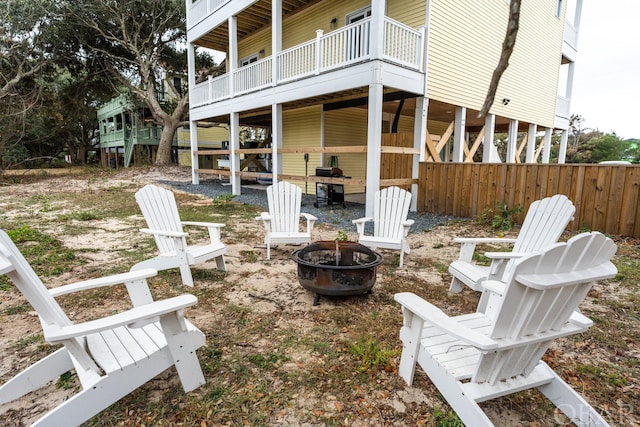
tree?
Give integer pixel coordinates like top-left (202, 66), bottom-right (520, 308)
top-left (58, 0), bottom-right (195, 166)
top-left (479, 0), bottom-right (521, 118)
top-left (0, 0), bottom-right (52, 165)
top-left (565, 131), bottom-right (632, 163)
top-left (569, 114), bottom-right (585, 148)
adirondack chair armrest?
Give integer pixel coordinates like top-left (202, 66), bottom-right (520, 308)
top-left (515, 263), bottom-right (617, 290)
top-left (140, 228), bottom-right (188, 238)
top-left (484, 251), bottom-right (525, 259)
top-left (300, 213), bottom-right (317, 231)
top-left (181, 221), bottom-right (225, 241)
top-left (256, 212), bottom-right (272, 231)
top-left (476, 279), bottom-right (506, 315)
top-left (181, 221), bottom-right (225, 229)
top-left (44, 294), bottom-right (198, 342)
top-left (453, 237), bottom-right (518, 245)
top-left (568, 310), bottom-right (593, 328)
top-left (401, 219), bottom-right (414, 236)
top-left (256, 212), bottom-right (271, 221)
top-left (481, 279), bottom-right (506, 296)
top-left (453, 237), bottom-right (518, 262)
top-left (485, 251), bottom-right (526, 278)
top-left (352, 217), bottom-right (373, 236)
top-left (394, 292), bottom-right (498, 350)
top-left (49, 269), bottom-right (158, 298)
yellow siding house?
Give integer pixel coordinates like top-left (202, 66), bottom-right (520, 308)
top-left (186, 0), bottom-right (583, 215)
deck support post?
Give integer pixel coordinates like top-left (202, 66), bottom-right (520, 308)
top-left (412, 97), bottom-right (428, 211)
top-left (365, 71), bottom-right (384, 217)
top-left (506, 119), bottom-right (519, 163)
top-left (542, 128), bottom-right (552, 163)
top-left (230, 112), bottom-right (241, 195)
top-left (526, 123), bottom-right (537, 163)
top-left (452, 106), bottom-right (466, 162)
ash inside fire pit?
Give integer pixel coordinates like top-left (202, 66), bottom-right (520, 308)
top-left (291, 241), bottom-right (383, 305)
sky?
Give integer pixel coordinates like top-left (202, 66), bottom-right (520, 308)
top-left (570, 0), bottom-right (640, 139)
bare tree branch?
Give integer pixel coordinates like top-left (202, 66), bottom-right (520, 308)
top-left (478, 0), bottom-right (521, 118)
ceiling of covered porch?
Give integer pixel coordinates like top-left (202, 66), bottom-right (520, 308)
top-left (194, 0), bottom-right (323, 52)
top-left (199, 88), bottom-right (524, 134)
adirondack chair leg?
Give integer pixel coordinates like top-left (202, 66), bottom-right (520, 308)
top-left (537, 365), bottom-right (610, 426)
top-left (178, 264), bottom-right (195, 287)
top-left (398, 310), bottom-right (423, 385)
top-left (28, 351), bottom-right (184, 427)
top-left (399, 249), bottom-right (404, 268)
top-left (449, 277), bottom-right (465, 293)
top-left (160, 312), bottom-right (206, 392)
top-left (131, 257), bottom-right (194, 287)
top-left (215, 255), bottom-right (226, 272)
top-left (419, 353), bottom-right (495, 426)
top-left (0, 347), bottom-right (74, 404)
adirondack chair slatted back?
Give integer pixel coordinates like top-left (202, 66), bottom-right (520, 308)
top-left (473, 232), bottom-right (617, 384)
top-left (135, 185), bottom-right (184, 254)
top-left (511, 194), bottom-right (575, 254)
top-left (268, 181), bottom-right (302, 233)
top-left (374, 187), bottom-right (412, 239)
top-left (0, 231), bottom-right (73, 328)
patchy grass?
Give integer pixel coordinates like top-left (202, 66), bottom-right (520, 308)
top-left (0, 166), bottom-right (638, 426)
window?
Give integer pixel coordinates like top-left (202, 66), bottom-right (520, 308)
top-left (345, 7), bottom-right (372, 61)
top-left (346, 6), bottom-right (371, 24)
top-left (239, 53), bottom-right (259, 67)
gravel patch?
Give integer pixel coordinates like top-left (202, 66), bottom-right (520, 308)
top-left (163, 178), bottom-right (457, 233)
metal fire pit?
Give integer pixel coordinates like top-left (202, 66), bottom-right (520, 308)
top-left (291, 241), bottom-right (383, 305)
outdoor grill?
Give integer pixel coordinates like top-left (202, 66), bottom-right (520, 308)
top-left (314, 167), bottom-right (345, 208)
top-left (291, 241), bottom-right (383, 305)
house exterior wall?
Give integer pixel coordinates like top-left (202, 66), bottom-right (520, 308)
top-left (177, 126), bottom-right (229, 148)
top-left (283, 106), bottom-right (322, 188)
top-left (387, 0), bottom-right (426, 29)
top-left (325, 108), bottom-right (368, 193)
top-left (237, 29), bottom-right (271, 63)
top-left (427, 0), bottom-right (564, 128)
top-left (237, 0), bottom-right (374, 65)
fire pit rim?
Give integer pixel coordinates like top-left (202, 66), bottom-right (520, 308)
top-left (291, 240), bottom-right (384, 305)
top-left (290, 240), bottom-right (384, 269)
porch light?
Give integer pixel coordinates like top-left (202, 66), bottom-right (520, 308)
top-left (330, 17), bottom-right (338, 29)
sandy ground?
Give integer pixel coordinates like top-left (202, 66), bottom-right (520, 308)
top-left (0, 167), bottom-right (460, 424)
top-left (0, 166), bottom-right (634, 426)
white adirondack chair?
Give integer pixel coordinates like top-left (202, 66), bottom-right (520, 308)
top-left (449, 194), bottom-right (575, 294)
top-left (0, 230), bottom-right (206, 426)
top-left (352, 186), bottom-right (414, 267)
top-left (132, 184), bottom-right (227, 286)
top-left (395, 231), bottom-right (617, 426)
top-left (257, 181), bottom-right (317, 260)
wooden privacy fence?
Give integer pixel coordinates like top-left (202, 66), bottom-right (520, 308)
top-left (418, 163), bottom-right (640, 238)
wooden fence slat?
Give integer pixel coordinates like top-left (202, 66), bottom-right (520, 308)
top-left (606, 168), bottom-right (626, 234)
top-left (620, 167), bottom-right (640, 236)
top-left (418, 163), bottom-right (640, 238)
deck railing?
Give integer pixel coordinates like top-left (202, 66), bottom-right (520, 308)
top-left (188, 0), bottom-right (230, 28)
top-left (278, 39), bottom-right (317, 82)
top-left (234, 57), bottom-right (273, 94)
top-left (190, 16), bottom-right (424, 107)
top-left (556, 95), bottom-right (570, 119)
top-left (383, 17), bottom-right (423, 69)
